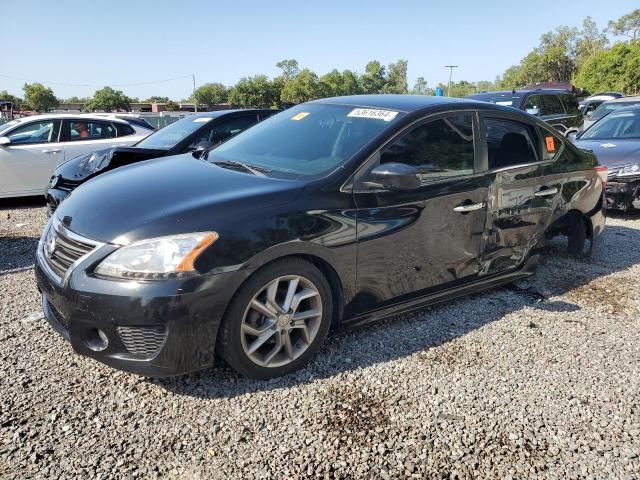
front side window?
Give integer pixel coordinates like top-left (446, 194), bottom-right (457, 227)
top-left (380, 115), bottom-right (475, 179)
top-left (137, 115), bottom-right (215, 150)
top-left (186, 115), bottom-right (258, 150)
top-left (541, 95), bottom-right (565, 116)
top-left (208, 104), bottom-right (404, 179)
top-left (7, 121), bottom-right (57, 144)
top-left (485, 118), bottom-right (539, 169)
top-left (68, 120), bottom-right (116, 141)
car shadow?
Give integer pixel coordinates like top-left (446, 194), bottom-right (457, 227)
top-left (0, 196), bottom-right (45, 275)
top-left (157, 222), bottom-right (640, 400)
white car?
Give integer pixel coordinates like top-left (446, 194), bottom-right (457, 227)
top-left (0, 114), bottom-right (154, 198)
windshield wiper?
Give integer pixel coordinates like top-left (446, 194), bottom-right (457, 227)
top-left (212, 160), bottom-right (271, 176)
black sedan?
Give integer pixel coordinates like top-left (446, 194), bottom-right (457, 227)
top-left (46, 109), bottom-right (277, 213)
top-left (35, 95), bottom-right (607, 378)
top-left (572, 105), bottom-right (640, 211)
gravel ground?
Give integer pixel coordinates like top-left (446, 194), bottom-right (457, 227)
top-left (1, 198), bottom-right (639, 479)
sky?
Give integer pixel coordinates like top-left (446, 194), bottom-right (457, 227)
top-left (1, 0), bottom-right (637, 101)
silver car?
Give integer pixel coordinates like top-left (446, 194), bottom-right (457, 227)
top-left (0, 114), bottom-right (153, 198)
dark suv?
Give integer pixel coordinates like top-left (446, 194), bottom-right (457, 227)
top-left (35, 95), bottom-right (606, 378)
top-left (468, 89), bottom-right (583, 135)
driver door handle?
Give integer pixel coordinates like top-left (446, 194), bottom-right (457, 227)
top-left (453, 202), bottom-right (485, 212)
top-left (534, 187), bottom-right (559, 197)
top-left (42, 148), bottom-right (62, 154)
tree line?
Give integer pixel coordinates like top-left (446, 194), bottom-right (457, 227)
top-left (1, 9), bottom-right (638, 113)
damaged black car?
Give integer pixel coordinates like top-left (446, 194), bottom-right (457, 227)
top-left (572, 105), bottom-right (640, 211)
top-left (36, 95), bottom-right (607, 379)
top-left (45, 109), bottom-right (277, 214)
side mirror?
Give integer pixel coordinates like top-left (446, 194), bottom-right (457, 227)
top-left (0, 136), bottom-right (11, 146)
top-left (191, 140), bottom-right (214, 156)
top-left (566, 132), bottom-right (578, 142)
top-left (525, 107), bottom-right (540, 116)
top-left (368, 162), bottom-right (421, 190)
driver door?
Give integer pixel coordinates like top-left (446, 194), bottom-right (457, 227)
top-left (0, 119), bottom-right (62, 196)
top-left (352, 112), bottom-right (489, 313)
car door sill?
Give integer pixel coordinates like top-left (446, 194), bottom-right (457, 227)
top-left (343, 254), bottom-right (539, 329)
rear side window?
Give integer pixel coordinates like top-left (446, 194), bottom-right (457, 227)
top-left (381, 115), bottom-right (475, 179)
top-left (485, 118), bottom-right (539, 169)
top-left (114, 123), bottom-right (135, 137)
top-left (559, 95), bottom-right (580, 116)
top-left (541, 95), bottom-right (565, 116)
top-left (68, 120), bottom-right (116, 141)
top-left (523, 95), bottom-right (542, 116)
top-left (540, 129), bottom-right (564, 161)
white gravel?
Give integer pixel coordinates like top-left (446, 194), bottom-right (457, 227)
top-left (1, 199), bottom-right (639, 479)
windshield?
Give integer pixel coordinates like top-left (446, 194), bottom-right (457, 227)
top-left (468, 93), bottom-right (522, 107)
top-left (581, 110), bottom-right (640, 140)
top-left (136, 115), bottom-right (212, 149)
top-left (207, 104), bottom-right (403, 178)
top-left (0, 119), bottom-right (20, 136)
top-left (592, 101), bottom-right (640, 121)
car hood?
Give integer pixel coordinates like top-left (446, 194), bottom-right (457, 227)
top-left (573, 139), bottom-right (640, 168)
top-left (55, 154), bottom-right (305, 243)
top-left (55, 146), bottom-right (168, 182)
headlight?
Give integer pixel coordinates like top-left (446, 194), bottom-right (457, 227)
top-left (94, 232), bottom-right (218, 280)
top-left (77, 150), bottom-right (111, 176)
top-left (618, 163), bottom-right (640, 177)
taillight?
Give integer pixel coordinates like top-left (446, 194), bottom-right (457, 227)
top-left (593, 165), bottom-right (608, 189)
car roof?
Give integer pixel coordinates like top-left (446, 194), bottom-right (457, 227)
top-left (602, 95), bottom-right (640, 104)
top-left (311, 94), bottom-right (475, 112)
top-left (6, 113), bottom-right (134, 125)
top-left (470, 89), bottom-right (572, 97)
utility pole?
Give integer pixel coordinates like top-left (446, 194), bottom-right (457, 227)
top-left (445, 65), bottom-right (458, 97)
top-left (192, 74), bottom-right (197, 112)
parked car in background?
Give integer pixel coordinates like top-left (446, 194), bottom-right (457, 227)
top-left (579, 93), bottom-right (624, 117)
top-left (467, 89), bottom-right (583, 135)
top-left (0, 114), bottom-right (153, 198)
top-left (582, 96), bottom-right (640, 131)
top-left (91, 113), bottom-right (156, 131)
top-left (36, 95), bottom-right (606, 378)
top-left (46, 109), bottom-right (277, 213)
top-left (571, 105), bottom-right (640, 211)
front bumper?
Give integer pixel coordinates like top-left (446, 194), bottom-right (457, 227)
top-left (45, 186), bottom-right (71, 217)
top-left (605, 180), bottom-right (640, 211)
top-left (35, 253), bottom-right (249, 377)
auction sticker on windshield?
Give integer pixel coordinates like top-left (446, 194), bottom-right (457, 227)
top-left (347, 108), bottom-right (399, 122)
top-left (291, 112), bottom-right (310, 121)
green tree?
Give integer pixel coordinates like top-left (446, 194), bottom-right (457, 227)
top-left (228, 75), bottom-right (279, 108)
top-left (164, 100), bottom-right (180, 111)
top-left (22, 83), bottom-right (59, 112)
top-left (318, 69), bottom-right (360, 97)
top-left (412, 77), bottom-right (429, 95)
top-left (280, 69), bottom-right (321, 104)
top-left (64, 96), bottom-right (89, 104)
top-left (191, 83), bottom-right (228, 107)
top-left (276, 59), bottom-right (300, 81)
top-left (145, 96), bottom-right (170, 103)
top-left (84, 87), bottom-right (130, 112)
top-left (608, 9), bottom-right (640, 42)
top-left (360, 60), bottom-right (386, 94)
top-left (384, 59), bottom-right (408, 94)
top-left (576, 16), bottom-right (608, 66)
top-left (575, 41), bottom-right (640, 95)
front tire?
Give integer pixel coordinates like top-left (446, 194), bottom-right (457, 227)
top-left (217, 258), bottom-right (333, 379)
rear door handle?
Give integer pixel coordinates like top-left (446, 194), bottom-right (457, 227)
top-left (42, 148), bottom-right (62, 154)
top-left (453, 202), bottom-right (485, 212)
top-left (534, 187), bottom-right (559, 197)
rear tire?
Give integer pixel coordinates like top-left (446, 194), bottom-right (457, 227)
top-left (567, 215), bottom-right (587, 256)
top-left (217, 258), bottom-right (333, 379)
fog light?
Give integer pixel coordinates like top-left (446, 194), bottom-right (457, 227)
top-left (85, 328), bottom-right (109, 352)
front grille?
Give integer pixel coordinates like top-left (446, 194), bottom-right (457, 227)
top-left (117, 326), bottom-right (167, 359)
top-left (56, 178), bottom-right (81, 192)
top-left (44, 225), bottom-right (96, 279)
